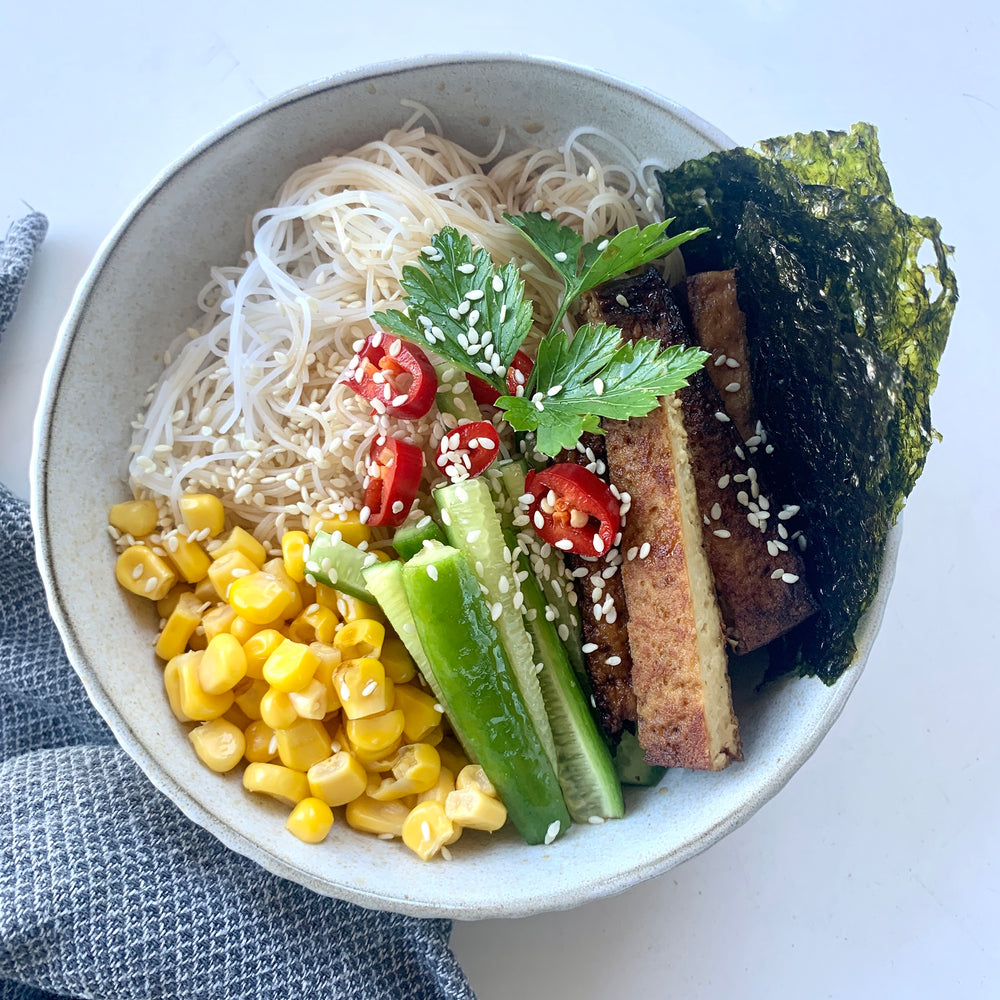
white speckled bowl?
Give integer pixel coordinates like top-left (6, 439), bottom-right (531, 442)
top-left (31, 55), bottom-right (899, 919)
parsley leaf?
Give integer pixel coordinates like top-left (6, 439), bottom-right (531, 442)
top-left (504, 213), bottom-right (708, 336)
top-left (495, 323), bottom-right (709, 456)
top-left (373, 227), bottom-right (532, 392)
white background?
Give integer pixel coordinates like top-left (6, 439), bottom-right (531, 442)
top-left (2, 1), bottom-right (997, 997)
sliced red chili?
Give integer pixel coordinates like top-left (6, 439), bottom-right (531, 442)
top-left (435, 420), bottom-right (501, 482)
top-left (342, 332), bottom-right (437, 419)
top-left (364, 435), bottom-right (424, 527)
top-left (524, 463), bottom-right (621, 558)
top-left (468, 349), bottom-right (534, 405)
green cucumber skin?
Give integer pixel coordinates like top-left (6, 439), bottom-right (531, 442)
top-left (613, 729), bottom-right (666, 787)
top-left (306, 531), bottom-right (377, 603)
top-left (391, 518), bottom-right (447, 561)
top-left (403, 545), bottom-right (570, 846)
top-left (517, 551), bottom-right (624, 821)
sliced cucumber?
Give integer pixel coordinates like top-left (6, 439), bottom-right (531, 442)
top-left (391, 516), bottom-right (447, 561)
top-left (613, 728), bottom-right (666, 786)
top-left (434, 360), bottom-right (482, 421)
top-left (433, 477), bottom-right (558, 773)
top-left (305, 531), bottom-right (377, 603)
top-left (402, 542), bottom-right (570, 845)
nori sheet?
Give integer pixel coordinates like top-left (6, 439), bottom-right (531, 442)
top-left (655, 124), bottom-right (957, 683)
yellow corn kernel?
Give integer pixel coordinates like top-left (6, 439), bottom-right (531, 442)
top-left (344, 795), bottom-right (409, 837)
top-left (189, 718), bottom-right (245, 773)
top-left (287, 678), bottom-right (328, 721)
top-left (187, 627), bottom-right (207, 651)
top-left (259, 687), bottom-right (299, 731)
top-left (335, 592), bottom-right (385, 625)
top-left (233, 676), bottom-right (268, 720)
top-left (201, 603), bottom-right (237, 642)
top-left (179, 493), bottom-right (225, 537)
top-left (229, 615), bottom-right (262, 645)
top-left (355, 739), bottom-right (404, 772)
top-left (227, 571), bottom-right (293, 625)
top-left (243, 762), bottom-right (310, 806)
top-left (335, 658), bottom-right (391, 720)
top-left (379, 635), bottom-right (416, 684)
top-left (309, 510), bottom-right (371, 547)
top-left (116, 545), bottom-right (178, 601)
top-left (177, 650), bottom-right (234, 721)
top-left (212, 526), bottom-right (267, 567)
top-left (108, 499), bottom-right (159, 538)
top-left (421, 725), bottom-right (444, 748)
top-left (223, 702), bottom-right (252, 732)
top-left (161, 529), bottom-right (212, 584)
top-left (307, 750), bottom-right (368, 807)
top-left (286, 797), bottom-right (334, 844)
top-left (436, 737), bottom-right (471, 777)
top-left (310, 642), bottom-right (343, 710)
top-left (456, 764), bottom-right (497, 798)
top-left (156, 584), bottom-right (191, 619)
top-left (163, 653), bottom-right (193, 723)
top-left (262, 558), bottom-right (304, 620)
top-left (276, 717), bottom-right (334, 771)
top-left (445, 787), bottom-right (508, 832)
top-left (243, 628), bottom-right (286, 680)
top-left (243, 720), bottom-right (278, 763)
top-left (345, 709), bottom-right (405, 757)
top-left (287, 603), bottom-right (338, 645)
top-left (402, 800), bottom-right (457, 861)
top-left (199, 632), bottom-right (247, 695)
top-left (281, 530), bottom-right (311, 583)
top-left (334, 619), bottom-right (385, 661)
top-left (207, 550), bottom-right (259, 602)
top-left (369, 743), bottom-right (441, 801)
top-left (155, 591), bottom-right (204, 660)
top-left (263, 639), bottom-right (318, 693)
top-left (392, 684), bottom-right (444, 743)
top-left (418, 765), bottom-right (456, 807)
top-left (193, 575), bottom-right (218, 604)
top-left (313, 581), bottom-right (340, 612)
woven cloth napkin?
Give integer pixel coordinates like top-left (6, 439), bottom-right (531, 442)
top-left (0, 216), bottom-right (476, 1000)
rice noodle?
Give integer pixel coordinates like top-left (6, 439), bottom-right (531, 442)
top-left (127, 110), bottom-right (664, 548)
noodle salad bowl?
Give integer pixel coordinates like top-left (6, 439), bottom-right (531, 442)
top-left (31, 55), bottom-right (899, 918)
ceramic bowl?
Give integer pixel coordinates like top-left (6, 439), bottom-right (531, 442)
top-left (31, 54), bottom-right (898, 919)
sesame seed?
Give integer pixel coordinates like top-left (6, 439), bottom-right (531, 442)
top-left (558, 623), bottom-right (570, 641)
top-left (605, 655), bottom-right (622, 666)
top-left (715, 411), bottom-right (731, 423)
top-left (782, 572), bottom-right (800, 584)
top-left (713, 529), bottom-right (732, 538)
top-left (554, 538), bottom-right (574, 550)
top-left (492, 275), bottom-right (504, 291)
top-left (615, 293), bottom-right (629, 307)
top-left (544, 820), bottom-right (561, 845)
top-left (465, 289), bottom-right (484, 301)
top-left (638, 542), bottom-right (651, 559)
top-left (725, 382), bottom-right (741, 393)
top-left (426, 565), bottom-right (438, 581)
top-left (554, 251), bottom-right (568, 262)
top-left (710, 502), bottom-right (722, 520)
top-left (748, 512), bottom-right (760, 528)
top-left (718, 475), bottom-right (730, 489)
top-left (490, 602), bottom-right (503, 621)
top-left (593, 378), bottom-right (604, 395)
top-left (533, 511), bottom-right (545, 530)
top-left (714, 354), bottom-right (728, 367)
top-left (588, 815), bottom-right (605, 825)
top-left (582, 642), bottom-right (598, 654)
top-left (771, 568), bottom-right (785, 580)
top-left (592, 534), bottom-right (605, 554)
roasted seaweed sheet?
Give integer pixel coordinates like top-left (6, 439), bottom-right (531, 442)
top-left (656, 124), bottom-right (956, 683)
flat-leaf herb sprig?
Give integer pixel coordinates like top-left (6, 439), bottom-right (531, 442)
top-left (373, 215), bottom-right (709, 457)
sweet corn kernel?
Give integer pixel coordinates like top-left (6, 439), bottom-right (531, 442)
top-left (281, 530), bottom-right (310, 582)
top-left (287, 603), bottom-right (338, 645)
top-left (276, 717), bottom-right (334, 771)
top-left (163, 653), bottom-right (192, 722)
top-left (402, 800), bottom-right (456, 861)
top-left (189, 718), bottom-right (245, 773)
top-left (161, 529), bottom-right (212, 584)
top-left (229, 615), bottom-right (262, 645)
top-left (379, 635), bottom-right (416, 684)
top-left (418, 765), bottom-right (456, 806)
top-left (116, 545), bottom-right (178, 601)
top-left (223, 702), bottom-right (252, 732)
top-left (355, 738), bottom-right (404, 772)
top-left (212, 526), bottom-right (267, 567)
top-left (369, 743), bottom-right (441, 801)
top-left (177, 650), bottom-right (234, 721)
top-left (155, 590), bottom-right (204, 660)
top-left (436, 737), bottom-right (471, 777)
top-left (345, 709), bottom-right (405, 756)
top-left (259, 687), bottom-right (299, 730)
top-left (287, 678), bottom-right (328, 721)
top-left (335, 593), bottom-right (385, 625)
top-left (310, 643), bottom-right (343, 710)
top-left (243, 762), bottom-right (310, 805)
top-left (312, 581), bottom-right (341, 612)
top-left (421, 725), bottom-right (444, 748)
top-left (243, 720), bottom-right (278, 763)
top-left (263, 639), bottom-right (318, 693)
top-left (336, 658), bottom-right (390, 720)
top-left (445, 787), bottom-right (508, 832)
top-left (334, 619), bottom-right (385, 661)
top-left (286, 797), bottom-right (334, 844)
top-left (344, 795), bottom-right (409, 837)
top-left (233, 676), bottom-right (268, 720)
top-left (156, 585), bottom-right (191, 619)
top-left (309, 511), bottom-right (371, 547)
top-left (179, 493), bottom-right (225, 537)
top-left (392, 684), bottom-right (444, 742)
top-left (307, 751), bottom-right (368, 806)
top-left (201, 603), bottom-right (237, 641)
top-left (199, 632), bottom-right (247, 695)
top-left (109, 499), bottom-right (159, 537)
top-left (228, 571), bottom-right (293, 625)
top-left (262, 558), bottom-right (304, 620)
top-left (194, 575), bottom-right (218, 604)
top-left (456, 764), bottom-right (497, 798)
top-left (243, 629), bottom-right (286, 680)
top-left (207, 550), bottom-right (259, 602)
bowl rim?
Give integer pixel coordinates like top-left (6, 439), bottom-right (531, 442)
top-left (30, 53), bottom-right (895, 919)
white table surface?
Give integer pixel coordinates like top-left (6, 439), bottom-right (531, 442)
top-left (3, 2), bottom-right (997, 996)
